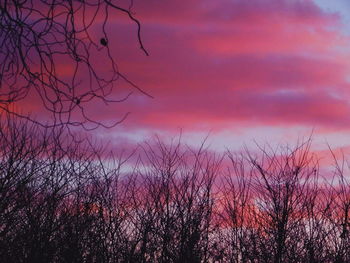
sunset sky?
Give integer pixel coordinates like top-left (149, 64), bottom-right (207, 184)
top-left (4, 1), bottom-right (350, 259)
top-left (15, 0), bottom-right (347, 158)
top-left (87, 0), bottom-right (349, 157)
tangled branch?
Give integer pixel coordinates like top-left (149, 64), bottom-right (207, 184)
top-left (0, 0), bottom-right (150, 130)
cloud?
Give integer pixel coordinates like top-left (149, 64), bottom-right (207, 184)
top-left (14, 0), bottom-right (350, 142)
top-left (107, 0), bottom-right (350, 132)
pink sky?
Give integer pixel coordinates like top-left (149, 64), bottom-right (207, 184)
top-left (20, 0), bottom-right (350, 157)
top-left (88, 0), bottom-right (349, 156)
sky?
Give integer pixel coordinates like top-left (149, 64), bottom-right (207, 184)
top-left (16, 0), bottom-right (350, 159)
top-left (88, 0), bottom-right (350, 158)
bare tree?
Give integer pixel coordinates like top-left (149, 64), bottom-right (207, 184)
top-left (0, 114), bottom-right (129, 262)
top-left (0, 118), bottom-right (221, 263)
top-left (126, 138), bottom-right (222, 263)
top-left (221, 140), bottom-right (325, 263)
top-left (3, 116), bottom-right (350, 262)
top-left (0, 0), bottom-right (151, 130)
top-left (322, 150), bottom-right (350, 263)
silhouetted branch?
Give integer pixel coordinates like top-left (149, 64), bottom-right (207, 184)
top-left (0, 0), bottom-right (150, 130)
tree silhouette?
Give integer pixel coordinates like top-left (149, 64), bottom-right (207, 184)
top-left (2, 115), bottom-right (350, 262)
top-left (0, 0), bottom-right (150, 130)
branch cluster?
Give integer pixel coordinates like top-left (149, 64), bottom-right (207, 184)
top-left (0, 0), bottom-right (149, 129)
top-left (1, 119), bottom-right (350, 262)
